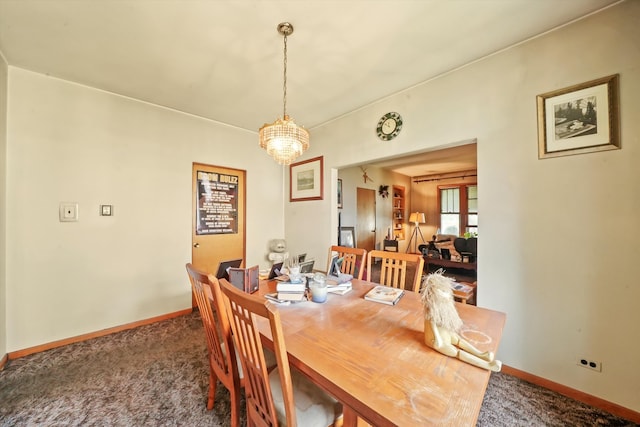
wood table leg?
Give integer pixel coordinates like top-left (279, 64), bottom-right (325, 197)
top-left (343, 407), bottom-right (358, 427)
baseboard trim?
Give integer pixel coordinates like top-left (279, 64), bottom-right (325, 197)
top-left (7, 308), bottom-right (193, 360)
top-left (502, 365), bottom-right (640, 424)
top-left (0, 353), bottom-right (8, 370)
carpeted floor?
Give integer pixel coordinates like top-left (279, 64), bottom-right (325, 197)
top-left (0, 311), bottom-right (635, 426)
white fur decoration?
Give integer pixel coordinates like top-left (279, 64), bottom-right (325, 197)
top-left (420, 269), bottom-right (463, 332)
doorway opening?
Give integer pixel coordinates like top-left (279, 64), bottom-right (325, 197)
top-left (336, 141), bottom-right (477, 254)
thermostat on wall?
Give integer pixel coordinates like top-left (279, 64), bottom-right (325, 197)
top-left (59, 202), bottom-right (79, 222)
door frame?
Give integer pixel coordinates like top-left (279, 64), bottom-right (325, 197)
top-left (192, 162), bottom-right (246, 305)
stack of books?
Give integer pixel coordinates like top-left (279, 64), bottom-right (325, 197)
top-left (276, 281), bottom-right (307, 302)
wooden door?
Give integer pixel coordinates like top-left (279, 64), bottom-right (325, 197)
top-left (192, 162), bottom-right (246, 280)
top-left (356, 187), bottom-right (376, 251)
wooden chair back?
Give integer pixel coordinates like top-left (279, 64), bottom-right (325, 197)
top-left (218, 278), bottom-right (295, 426)
top-left (327, 245), bottom-right (367, 280)
top-left (185, 264), bottom-right (242, 425)
top-left (366, 250), bottom-right (425, 292)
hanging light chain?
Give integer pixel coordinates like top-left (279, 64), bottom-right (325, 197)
top-left (258, 22), bottom-right (309, 165)
top-left (282, 28), bottom-right (288, 118)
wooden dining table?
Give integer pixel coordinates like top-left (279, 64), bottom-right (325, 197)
top-left (258, 278), bottom-right (506, 426)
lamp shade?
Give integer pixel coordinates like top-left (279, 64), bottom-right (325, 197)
top-left (409, 212), bottom-right (426, 224)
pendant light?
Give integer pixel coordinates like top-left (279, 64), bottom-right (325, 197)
top-left (258, 22), bottom-right (309, 165)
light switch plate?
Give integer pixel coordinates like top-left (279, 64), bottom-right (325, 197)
top-left (59, 203), bottom-right (79, 222)
top-left (100, 205), bottom-right (112, 216)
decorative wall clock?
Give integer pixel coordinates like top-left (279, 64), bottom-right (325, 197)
top-left (376, 112), bottom-right (403, 141)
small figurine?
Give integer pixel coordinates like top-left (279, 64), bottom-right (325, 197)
top-left (420, 270), bottom-right (501, 372)
top-left (267, 238), bottom-right (289, 265)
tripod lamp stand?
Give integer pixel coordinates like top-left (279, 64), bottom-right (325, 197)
top-left (406, 212), bottom-right (426, 253)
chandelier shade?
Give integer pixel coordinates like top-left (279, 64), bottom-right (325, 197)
top-left (259, 22), bottom-right (309, 165)
top-left (259, 115), bottom-right (310, 165)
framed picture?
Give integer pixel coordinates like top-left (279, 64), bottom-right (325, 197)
top-left (290, 156), bottom-right (324, 202)
top-left (337, 179), bottom-right (343, 209)
top-left (340, 226), bottom-right (355, 248)
top-left (537, 74), bottom-right (620, 159)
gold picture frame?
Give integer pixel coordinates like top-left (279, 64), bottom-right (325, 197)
top-left (537, 74), bottom-right (620, 159)
top-left (290, 156), bottom-right (324, 202)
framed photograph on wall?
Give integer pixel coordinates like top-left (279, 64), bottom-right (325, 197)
top-left (537, 74), bottom-right (620, 159)
top-left (337, 179), bottom-right (343, 209)
top-left (290, 156), bottom-right (324, 202)
top-left (340, 227), bottom-right (355, 248)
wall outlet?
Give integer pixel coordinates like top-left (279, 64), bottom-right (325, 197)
top-left (577, 358), bottom-right (602, 372)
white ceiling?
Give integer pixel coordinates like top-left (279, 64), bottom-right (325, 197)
top-left (371, 142), bottom-right (478, 178)
top-left (0, 0), bottom-right (619, 175)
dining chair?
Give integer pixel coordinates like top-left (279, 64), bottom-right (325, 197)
top-left (185, 263), bottom-right (243, 426)
top-left (218, 278), bottom-right (343, 427)
top-left (366, 250), bottom-right (425, 292)
top-left (327, 245), bottom-right (367, 280)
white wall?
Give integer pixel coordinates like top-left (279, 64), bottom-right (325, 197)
top-left (0, 50), bottom-right (8, 359)
top-left (287, 1), bottom-right (640, 412)
top-left (338, 165), bottom-right (411, 253)
top-left (283, 148), bottom-right (336, 266)
top-left (5, 68), bottom-right (284, 352)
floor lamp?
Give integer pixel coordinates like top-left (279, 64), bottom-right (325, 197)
top-left (406, 212), bottom-right (426, 253)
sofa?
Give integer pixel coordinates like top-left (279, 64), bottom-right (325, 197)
top-left (420, 234), bottom-right (477, 262)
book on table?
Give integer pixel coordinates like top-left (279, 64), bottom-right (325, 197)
top-left (276, 282), bottom-right (306, 293)
top-left (364, 285), bottom-right (405, 305)
top-left (276, 291), bottom-right (307, 302)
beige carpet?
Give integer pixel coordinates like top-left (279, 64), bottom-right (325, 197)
top-left (0, 312), bottom-right (635, 426)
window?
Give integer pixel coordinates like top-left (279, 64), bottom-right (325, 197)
top-left (439, 184), bottom-right (477, 236)
top-left (440, 187), bottom-right (460, 236)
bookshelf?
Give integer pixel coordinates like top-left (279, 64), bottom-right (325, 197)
top-left (392, 185), bottom-right (405, 240)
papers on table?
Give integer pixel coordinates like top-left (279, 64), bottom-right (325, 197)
top-left (265, 293), bottom-right (292, 305)
top-left (327, 282), bottom-right (352, 295)
top-left (325, 273), bottom-right (353, 286)
top-left (267, 276), bottom-right (353, 301)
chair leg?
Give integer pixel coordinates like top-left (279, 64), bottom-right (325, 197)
top-left (229, 385), bottom-right (241, 427)
top-left (207, 369), bottom-right (217, 410)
